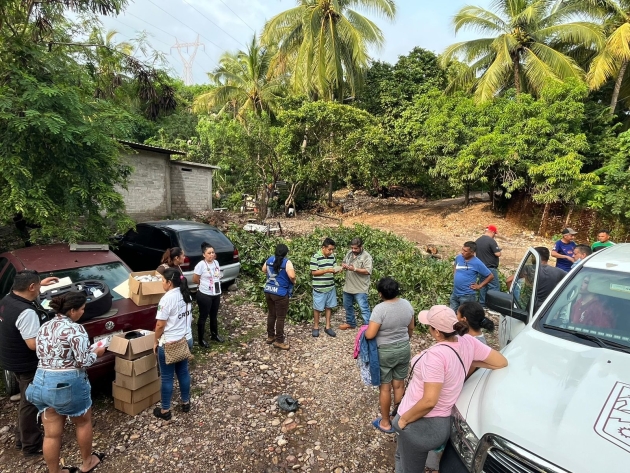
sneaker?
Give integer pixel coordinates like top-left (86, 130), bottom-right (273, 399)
top-left (153, 407), bottom-right (172, 421)
top-left (339, 323), bottom-right (356, 330)
top-left (312, 328), bottom-right (320, 337)
top-left (324, 328), bottom-right (336, 337)
top-left (273, 341), bottom-right (290, 350)
top-left (266, 337), bottom-right (275, 344)
top-left (10, 393), bottom-right (20, 402)
top-left (180, 402), bottom-right (191, 413)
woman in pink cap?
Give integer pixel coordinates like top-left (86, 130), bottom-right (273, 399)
top-left (392, 305), bottom-right (507, 473)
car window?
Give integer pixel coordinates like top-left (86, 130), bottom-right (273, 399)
top-left (0, 263), bottom-right (16, 298)
top-left (133, 226), bottom-right (171, 250)
top-left (178, 229), bottom-right (233, 254)
top-left (539, 268), bottom-right (630, 349)
top-left (46, 262), bottom-right (131, 301)
top-left (511, 252), bottom-right (537, 312)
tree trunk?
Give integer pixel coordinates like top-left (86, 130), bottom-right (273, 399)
top-left (610, 60), bottom-right (628, 115)
top-left (513, 54), bottom-right (521, 95)
top-left (464, 184), bottom-right (470, 206)
top-left (564, 204), bottom-right (574, 227)
top-left (538, 202), bottom-right (550, 236)
top-left (328, 179), bottom-right (334, 204)
top-left (284, 183), bottom-right (299, 216)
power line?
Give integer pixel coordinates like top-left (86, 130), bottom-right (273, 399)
top-left (180, 0), bottom-right (245, 47)
top-left (216, 0), bottom-right (256, 33)
top-left (108, 15), bottom-right (173, 50)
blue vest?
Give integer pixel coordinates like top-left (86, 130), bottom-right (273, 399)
top-left (264, 257), bottom-right (293, 297)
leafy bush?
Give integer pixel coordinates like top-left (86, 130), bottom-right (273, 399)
top-left (226, 224), bottom-right (454, 324)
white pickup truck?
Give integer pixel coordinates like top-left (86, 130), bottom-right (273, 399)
top-left (440, 244), bottom-right (630, 473)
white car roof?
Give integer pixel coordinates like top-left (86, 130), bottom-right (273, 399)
top-left (583, 243), bottom-right (630, 273)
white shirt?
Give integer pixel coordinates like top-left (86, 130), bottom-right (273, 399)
top-left (193, 260), bottom-right (222, 296)
top-left (16, 309), bottom-right (40, 339)
top-left (156, 288), bottom-right (192, 343)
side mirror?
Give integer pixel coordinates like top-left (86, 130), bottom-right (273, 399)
top-left (487, 290), bottom-right (528, 323)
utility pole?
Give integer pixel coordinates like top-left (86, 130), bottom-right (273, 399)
top-left (171, 35), bottom-right (204, 85)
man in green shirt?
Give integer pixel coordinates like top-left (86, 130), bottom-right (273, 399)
top-left (310, 238), bottom-right (341, 337)
top-left (339, 237), bottom-right (373, 330)
top-left (592, 229), bottom-right (615, 252)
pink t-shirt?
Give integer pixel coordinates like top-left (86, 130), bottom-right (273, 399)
top-left (398, 335), bottom-right (492, 418)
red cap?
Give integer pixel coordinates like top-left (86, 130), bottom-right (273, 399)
top-left (486, 225), bottom-right (498, 234)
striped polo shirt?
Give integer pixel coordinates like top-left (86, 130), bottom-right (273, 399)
top-left (310, 250), bottom-right (336, 293)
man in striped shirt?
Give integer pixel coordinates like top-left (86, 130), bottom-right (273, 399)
top-left (310, 238), bottom-right (341, 337)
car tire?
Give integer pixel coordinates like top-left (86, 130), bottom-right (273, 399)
top-left (4, 369), bottom-right (19, 396)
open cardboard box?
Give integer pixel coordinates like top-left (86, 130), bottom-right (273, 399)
top-left (108, 330), bottom-right (154, 360)
top-left (128, 271), bottom-right (165, 306)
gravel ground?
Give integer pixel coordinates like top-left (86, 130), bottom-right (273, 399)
top-left (0, 290), bottom-right (453, 473)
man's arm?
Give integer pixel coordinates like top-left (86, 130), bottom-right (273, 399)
top-left (471, 272), bottom-right (494, 290)
top-left (24, 338), bottom-right (36, 350)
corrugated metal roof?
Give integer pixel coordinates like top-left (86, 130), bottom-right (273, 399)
top-left (172, 160), bottom-right (220, 170)
top-left (118, 139), bottom-right (187, 156)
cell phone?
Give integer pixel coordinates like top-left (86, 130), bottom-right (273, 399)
top-left (214, 281), bottom-right (221, 293)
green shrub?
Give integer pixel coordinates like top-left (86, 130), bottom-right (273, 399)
top-left (227, 224), bottom-right (454, 324)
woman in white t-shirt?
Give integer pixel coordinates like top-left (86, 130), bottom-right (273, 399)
top-left (153, 268), bottom-right (193, 421)
top-left (192, 242), bottom-right (223, 348)
top-left (392, 305), bottom-right (507, 473)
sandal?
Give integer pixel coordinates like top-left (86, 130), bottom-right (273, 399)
top-left (372, 417), bottom-right (395, 434)
top-left (80, 452), bottom-right (105, 473)
top-left (61, 468), bottom-right (79, 473)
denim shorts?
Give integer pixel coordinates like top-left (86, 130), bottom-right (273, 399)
top-left (26, 368), bottom-right (92, 417)
top-left (313, 289), bottom-right (337, 311)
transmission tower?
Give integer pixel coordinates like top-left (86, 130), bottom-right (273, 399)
top-left (171, 35), bottom-right (205, 85)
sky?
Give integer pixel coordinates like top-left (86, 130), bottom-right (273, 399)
top-left (99, 0), bottom-right (493, 85)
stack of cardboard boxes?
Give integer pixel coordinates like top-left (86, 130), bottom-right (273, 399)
top-left (109, 330), bottom-right (161, 416)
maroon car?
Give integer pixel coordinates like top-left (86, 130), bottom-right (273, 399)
top-left (0, 244), bottom-right (157, 395)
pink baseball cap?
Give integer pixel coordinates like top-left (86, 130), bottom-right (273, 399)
top-left (418, 305), bottom-right (458, 333)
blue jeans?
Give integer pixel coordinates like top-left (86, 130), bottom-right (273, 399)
top-left (449, 293), bottom-right (477, 312)
top-left (479, 268), bottom-right (500, 307)
top-left (157, 338), bottom-right (193, 410)
top-left (343, 291), bottom-right (371, 326)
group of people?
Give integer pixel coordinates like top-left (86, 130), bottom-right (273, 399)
top-left (261, 235), bottom-right (507, 473)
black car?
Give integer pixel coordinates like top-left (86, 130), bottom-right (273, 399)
top-left (112, 221), bottom-right (240, 289)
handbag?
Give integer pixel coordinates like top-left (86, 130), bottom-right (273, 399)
top-left (164, 337), bottom-right (192, 364)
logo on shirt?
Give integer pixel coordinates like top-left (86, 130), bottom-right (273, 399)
top-left (177, 309), bottom-right (191, 320)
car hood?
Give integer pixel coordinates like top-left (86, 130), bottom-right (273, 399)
top-left (462, 328), bottom-right (630, 472)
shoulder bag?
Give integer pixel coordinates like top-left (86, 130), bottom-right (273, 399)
top-left (164, 302), bottom-right (193, 365)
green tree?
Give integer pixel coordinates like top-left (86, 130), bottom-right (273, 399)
top-left (194, 36), bottom-right (285, 119)
top-left (261, 0), bottom-right (397, 100)
top-left (441, 0), bottom-right (604, 101)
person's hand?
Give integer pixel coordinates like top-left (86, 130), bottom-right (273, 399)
top-left (342, 263), bottom-right (349, 270)
top-left (94, 346), bottom-right (106, 357)
top-left (40, 277), bottom-right (59, 286)
top-left (153, 342), bottom-right (158, 355)
top-left (348, 265), bottom-right (355, 272)
top-left (398, 417), bottom-right (408, 430)
top-left (470, 283), bottom-right (482, 290)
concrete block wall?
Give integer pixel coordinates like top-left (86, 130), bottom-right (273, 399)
top-left (169, 163), bottom-right (213, 216)
top-left (117, 151), bottom-right (170, 221)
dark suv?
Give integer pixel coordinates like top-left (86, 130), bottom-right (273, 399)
top-left (0, 244), bottom-right (157, 395)
top-left (112, 220), bottom-right (241, 290)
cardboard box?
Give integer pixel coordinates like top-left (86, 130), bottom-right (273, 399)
top-left (112, 378), bottom-right (160, 404)
top-left (114, 391), bottom-right (161, 416)
top-left (109, 330), bottom-right (154, 360)
top-left (115, 353), bottom-right (156, 377)
top-left (114, 366), bottom-right (159, 391)
top-left (129, 271), bottom-right (165, 306)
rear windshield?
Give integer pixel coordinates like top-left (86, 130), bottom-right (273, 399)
top-left (179, 229), bottom-right (233, 254)
top-left (45, 262), bottom-right (130, 301)
top-left (538, 267), bottom-right (630, 350)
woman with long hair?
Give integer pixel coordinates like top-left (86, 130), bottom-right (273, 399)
top-left (26, 292), bottom-right (106, 473)
top-left (192, 242), bottom-right (224, 347)
top-left (262, 244), bottom-right (296, 350)
top-left (153, 268), bottom-right (193, 420)
top-left (393, 305), bottom-right (508, 473)
top-left (456, 301), bottom-right (495, 345)
top-left (156, 247), bottom-right (186, 276)
top-left (365, 277), bottom-right (414, 434)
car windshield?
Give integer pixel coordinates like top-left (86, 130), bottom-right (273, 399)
top-left (539, 267), bottom-right (630, 350)
top-left (45, 262), bottom-right (130, 301)
top-left (179, 229), bottom-right (233, 254)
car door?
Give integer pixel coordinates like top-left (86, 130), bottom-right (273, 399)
top-left (499, 248), bottom-right (540, 348)
top-left (134, 225), bottom-right (173, 270)
top-left (0, 260), bottom-right (17, 299)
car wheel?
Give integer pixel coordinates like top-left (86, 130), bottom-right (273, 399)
top-left (4, 369), bottom-right (19, 396)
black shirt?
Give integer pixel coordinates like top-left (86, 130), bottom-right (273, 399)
top-left (534, 264), bottom-right (567, 313)
top-left (475, 235), bottom-right (501, 269)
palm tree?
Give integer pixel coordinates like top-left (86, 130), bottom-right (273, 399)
top-left (580, 0), bottom-right (630, 113)
top-left (87, 29), bottom-right (134, 99)
top-left (261, 0), bottom-right (396, 101)
top-left (441, 0), bottom-right (604, 101)
top-left (193, 36), bottom-right (285, 119)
